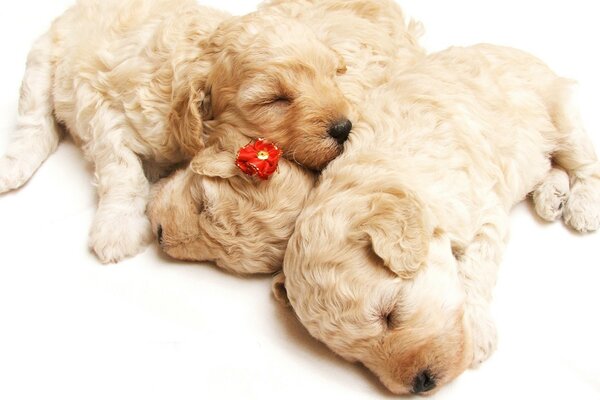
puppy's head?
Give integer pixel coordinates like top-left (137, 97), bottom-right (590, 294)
top-left (147, 126), bottom-right (315, 274)
top-left (208, 13), bottom-right (355, 170)
top-left (282, 186), bottom-right (471, 394)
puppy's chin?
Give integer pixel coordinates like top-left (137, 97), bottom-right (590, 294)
top-left (160, 242), bottom-right (203, 262)
top-left (285, 139), bottom-right (343, 170)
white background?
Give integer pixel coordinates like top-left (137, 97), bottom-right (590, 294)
top-left (0, 1), bottom-right (599, 399)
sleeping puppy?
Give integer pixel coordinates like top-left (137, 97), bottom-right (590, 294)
top-left (0, 0), bottom-right (374, 263)
top-left (147, 0), bottom-right (425, 269)
top-left (277, 44), bottom-right (600, 394)
top-left (258, 0), bottom-right (425, 106)
top-left (205, 0), bottom-right (425, 170)
top-left (147, 124), bottom-right (314, 274)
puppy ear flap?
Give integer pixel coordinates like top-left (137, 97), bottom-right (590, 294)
top-left (356, 190), bottom-right (431, 279)
top-left (190, 147), bottom-right (238, 179)
top-left (271, 272), bottom-right (290, 307)
top-left (168, 64), bottom-right (212, 158)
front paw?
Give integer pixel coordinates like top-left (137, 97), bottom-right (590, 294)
top-left (466, 307), bottom-right (498, 368)
top-left (563, 178), bottom-right (600, 233)
top-left (89, 210), bottom-right (153, 263)
top-left (0, 156), bottom-right (34, 193)
top-left (532, 169), bottom-right (569, 222)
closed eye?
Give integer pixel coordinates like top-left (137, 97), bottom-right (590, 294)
top-left (259, 95), bottom-right (292, 107)
top-left (382, 310), bottom-right (395, 329)
top-left (376, 305), bottom-right (400, 330)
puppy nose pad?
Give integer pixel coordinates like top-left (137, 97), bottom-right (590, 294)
top-left (412, 370), bottom-right (436, 394)
top-left (328, 118), bottom-right (352, 144)
top-left (157, 225), bottom-right (164, 245)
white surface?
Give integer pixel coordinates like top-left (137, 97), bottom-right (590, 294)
top-left (0, 1), bottom-right (599, 399)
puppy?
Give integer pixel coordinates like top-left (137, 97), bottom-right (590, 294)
top-left (0, 0), bottom-right (368, 262)
top-left (259, 0), bottom-right (425, 103)
top-left (205, 0), bottom-right (425, 170)
top-left (147, 0), bottom-right (425, 270)
top-left (278, 44), bottom-right (600, 394)
top-left (147, 125), bottom-right (314, 274)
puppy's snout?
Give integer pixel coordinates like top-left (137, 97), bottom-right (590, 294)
top-left (412, 370), bottom-right (436, 394)
top-left (328, 118), bottom-right (352, 144)
top-left (157, 225), bottom-right (164, 245)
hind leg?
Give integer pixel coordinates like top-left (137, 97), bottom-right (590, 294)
top-left (551, 84), bottom-right (600, 232)
top-left (532, 167), bottom-right (570, 222)
top-left (86, 108), bottom-right (153, 263)
top-left (0, 33), bottom-right (61, 193)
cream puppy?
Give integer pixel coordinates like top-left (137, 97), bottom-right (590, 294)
top-left (259, 0), bottom-right (425, 105)
top-left (147, 124), bottom-right (314, 274)
top-left (279, 44), bottom-right (600, 394)
top-left (147, 0), bottom-right (425, 269)
top-left (208, 0), bottom-right (425, 169)
top-left (0, 0), bottom-right (230, 263)
top-left (0, 0), bottom-right (375, 262)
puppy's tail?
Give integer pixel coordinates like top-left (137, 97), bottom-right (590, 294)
top-left (0, 32), bottom-right (61, 193)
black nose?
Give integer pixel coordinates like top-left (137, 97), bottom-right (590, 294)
top-left (157, 225), bottom-right (163, 245)
top-left (328, 118), bottom-right (352, 144)
top-left (412, 370), bottom-right (436, 394)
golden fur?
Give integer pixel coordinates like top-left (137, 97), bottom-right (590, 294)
top-left (147, 125), bottom-right (314, 274)
top-left (279, 45), bottom-right (600, 394)
top-left (0, 0), bottom-right (422, 263)
top-left (147, 0), bottom-right (424, 272)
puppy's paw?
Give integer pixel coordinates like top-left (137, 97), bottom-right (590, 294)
top-left (532, 169), bottom-right (569, 222)
top-left (563, 178), bottom-right (600, 233)
top-left (0, 156), bottom-right (34, 193)
top-left (89, 210), bottom-right (153, 263)
top-left (466, 308), bottom-right (498, 368)
top-left (470, 324), bottom-right (497, 368)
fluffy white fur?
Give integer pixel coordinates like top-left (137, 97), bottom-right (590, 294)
top-left (0, 0), bottom-right (423, 263)
top-left (279, 44), bottom-right (600, 394)
top-left (146, 0), bottom-right (424, 272)
top-left (0, 0), bottom-right (230, 262)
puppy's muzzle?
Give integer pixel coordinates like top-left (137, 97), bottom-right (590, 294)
top-left (328, 118), bottom-right (352, 144)
top-left (412, 370), bottom-right (436, 394)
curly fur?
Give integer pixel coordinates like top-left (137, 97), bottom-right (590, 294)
top-left (0, 0), bottom-right (229, 262)
top-left (146, 0), bottom-right (425, 272)
top-left (280, 44), bottom-right (600, 394)
top-left (147, 125), bottom-right (315, 274)
top-left (0, 0), bottom-right (423, 263)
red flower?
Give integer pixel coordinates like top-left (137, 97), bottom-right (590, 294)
top-left (236, 139), bottom-right (283, 180)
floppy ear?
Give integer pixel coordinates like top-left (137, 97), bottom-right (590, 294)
top-left (271, 272), bottom-right (290, 307)
top-left (356, 189), bottom-right (431, 279)
top-left (168, 63), bottom-right (212, 159)
top-left (190, 147), bottom-right (238, 179)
